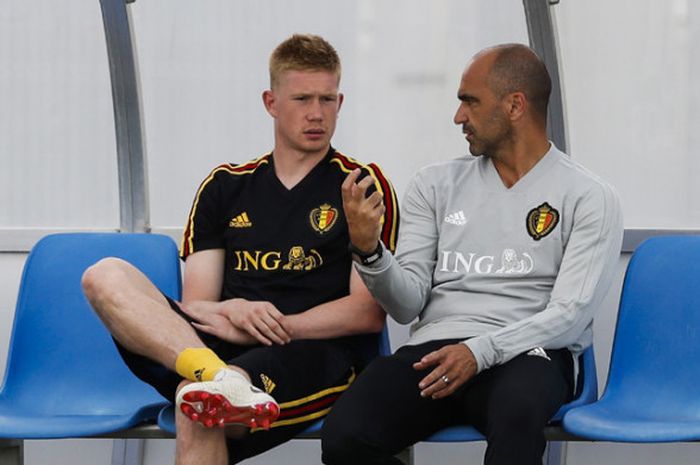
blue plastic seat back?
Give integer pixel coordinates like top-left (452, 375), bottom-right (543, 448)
top-left (0, 233), bottom-right (180, 414)
top-left (598, 235), bottom-right (700, 418)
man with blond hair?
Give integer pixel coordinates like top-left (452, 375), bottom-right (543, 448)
top-left (83, 34), bottom-right (398, 464)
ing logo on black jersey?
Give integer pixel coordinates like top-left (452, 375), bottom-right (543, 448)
top-left (232, 247), bottom-right (323, 271)
top-left (526, 202), bottom-right (559, 240)
top-left (310, 204), bottom-right (339, 234)
top-left (282, 246), bottom-right (323, 271)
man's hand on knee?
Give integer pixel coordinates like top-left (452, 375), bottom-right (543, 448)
top-left (413, 344), bottom-right (477, 399)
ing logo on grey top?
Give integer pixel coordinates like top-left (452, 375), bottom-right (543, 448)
top-left (439, 248), bottom-right (534, 275)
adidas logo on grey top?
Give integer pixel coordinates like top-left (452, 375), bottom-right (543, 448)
top-left (527, 347), bottom-right (551, 361)
top-left (444, 210), bottom-right (467, 225)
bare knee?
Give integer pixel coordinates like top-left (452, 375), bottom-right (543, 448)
top-left (81, 257), bottom-right (134, 310)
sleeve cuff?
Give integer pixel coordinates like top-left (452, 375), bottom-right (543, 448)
top-left (462, 336), bottom-right (500, 374)
top-left (353, 242), bottom-right (392, 273)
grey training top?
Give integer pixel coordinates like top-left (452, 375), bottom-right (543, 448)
top-left (356, 144), bottom-right (623, 373)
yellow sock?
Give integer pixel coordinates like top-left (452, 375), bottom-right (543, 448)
top-left (175, 348), bottom-right (228, 382)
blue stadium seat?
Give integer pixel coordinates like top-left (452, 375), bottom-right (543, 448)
top-left (0, 233), bottom-right (178, 438)
top-left (423, 344), bottom-right (598, 442)
top-left (158, 326), bottom-right (392, 436)
top-left (563, 235), bottom-right (700, 442)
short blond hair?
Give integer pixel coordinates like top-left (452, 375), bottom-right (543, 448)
top-left (269, 34), bottom-right (341, 89)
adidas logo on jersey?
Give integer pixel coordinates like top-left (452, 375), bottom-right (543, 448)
top-left (444, 210), bottom-right (467, 226)
top-left (229, 212), bottom-right (252, 228)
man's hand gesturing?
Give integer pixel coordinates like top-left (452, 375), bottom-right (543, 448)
top-left (341, 168), bottom-right (385, 253)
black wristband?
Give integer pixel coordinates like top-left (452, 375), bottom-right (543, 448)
top-left (348, 241), bottom-right (383, 266)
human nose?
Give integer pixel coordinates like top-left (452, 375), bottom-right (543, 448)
top-left (454, 104), bottom-right (467, 125)
top-left (307, 98), bottom-right (323, 121)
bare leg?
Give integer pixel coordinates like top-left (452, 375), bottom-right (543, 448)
top-left (82, 257), bottom-right (204, 369)
top-left (83, 258), bottom-right (277, 437)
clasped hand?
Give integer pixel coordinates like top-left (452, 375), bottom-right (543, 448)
top-left (182, 298), bottom-right (292, 346)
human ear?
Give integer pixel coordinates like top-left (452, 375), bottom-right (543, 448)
top-left (507, 92), bottom-right (526, 121)
top-left (337, 93), bottom-right (344, 112)
top-left (262, 90), bottom-right (277, 117)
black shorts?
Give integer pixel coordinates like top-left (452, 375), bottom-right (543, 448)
top-left (115, 296), bottom-right (358, 463)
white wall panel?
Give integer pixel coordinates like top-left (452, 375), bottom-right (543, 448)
top-left (0, 1), bottom-right (119, 229)
top-left (555, 0), bottom-right (700, 228)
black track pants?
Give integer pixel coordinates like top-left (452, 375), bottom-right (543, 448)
top-left (322, 338), bottom-right (574, 465)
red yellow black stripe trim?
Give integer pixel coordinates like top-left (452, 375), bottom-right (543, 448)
top-left (277, 393), bottom-right (340, 419)
top-left (364, 163), bottom-right (399, 252)
top-left (180, 154), bottom-right (270, 257)
top-left (330, 151), bottom-right (399, 253)
top-left (278, 368), bottom-right (355, 408)
top-left (252, 369), bottom-right (356, 431)
top-left (329, 152), bottom-right (363, 173)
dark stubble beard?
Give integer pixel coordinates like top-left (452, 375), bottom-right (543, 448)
top-left (468, 110), bottom-right (513, 159)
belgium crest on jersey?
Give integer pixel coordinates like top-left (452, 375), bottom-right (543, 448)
top-left (526, 202), bottom-right (559, 240)
top-left (310, 203), bottom-right (339, 234)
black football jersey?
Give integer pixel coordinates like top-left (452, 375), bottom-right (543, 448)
top-left (181, 147), bottom-right (399, 314)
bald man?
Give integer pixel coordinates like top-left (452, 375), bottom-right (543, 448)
top-left (322, 43), bottom-right (623, 465)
